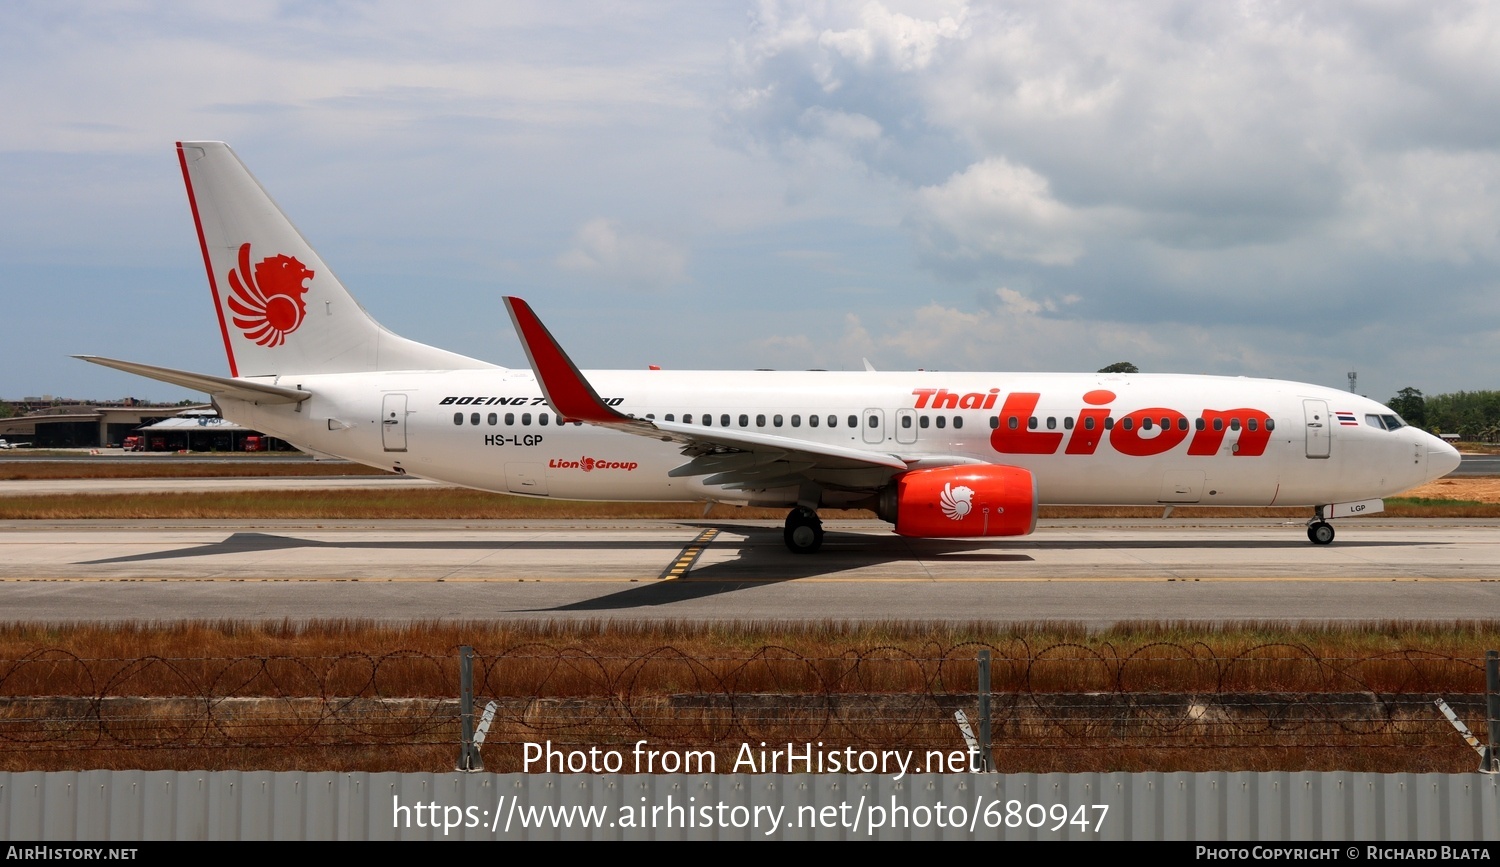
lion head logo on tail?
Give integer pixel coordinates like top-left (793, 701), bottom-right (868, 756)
top-left (225, 242), bottom-right (314, 347)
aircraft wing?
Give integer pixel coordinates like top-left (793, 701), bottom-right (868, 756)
top-left (74, 356), bottom-right (311, 405)
top-left (503, 297), bottom-right (913, 492)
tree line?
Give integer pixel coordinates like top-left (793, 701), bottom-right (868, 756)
top-left (1388, 387), bottom-right (1500, 442)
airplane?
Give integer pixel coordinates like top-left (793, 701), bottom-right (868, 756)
top-left (79, 141), bottom-right (1462, 553)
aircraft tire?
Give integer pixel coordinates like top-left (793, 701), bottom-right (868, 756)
top-left (1308, 521), bottom-right (1335, 545)
top-left (784, 509), bottom-right (824, 554)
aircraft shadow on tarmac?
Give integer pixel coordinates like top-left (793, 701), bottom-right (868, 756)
top-left (74, 523), bottom-right (1432, 612)
top-left (533, 522), bottom-right (1431, 612)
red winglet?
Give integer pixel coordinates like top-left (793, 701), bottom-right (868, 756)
top-left (503, 297), bottom-right (631, 424)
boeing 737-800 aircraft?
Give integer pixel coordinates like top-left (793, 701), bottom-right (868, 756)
top-left (80, 142), bottom-right (1460, 553)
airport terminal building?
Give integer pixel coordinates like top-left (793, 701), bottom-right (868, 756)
top-left (0, 401), bottom-right (281, 451)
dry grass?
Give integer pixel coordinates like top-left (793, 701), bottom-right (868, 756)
top-left (0, 620), bottom-right (1493, 773)
top-left (2, 619), bottom-right (1494, 697)
top-left (3, 488), bottom-right (1498, 519)
top-left (0, 461), bottom-right (389, 481)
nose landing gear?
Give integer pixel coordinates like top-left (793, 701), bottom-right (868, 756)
top-left (1307, 521), bottom-right (1335, 545)
top-left (784, 507), bottom-right (824, 554)
top-left (1307, 506), bottom-right (1335, 545)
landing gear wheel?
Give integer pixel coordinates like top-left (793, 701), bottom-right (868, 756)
top-left (783, 508), bottom-right (824, 554)
top-left (1307, 521), bottom-right (1335, 545)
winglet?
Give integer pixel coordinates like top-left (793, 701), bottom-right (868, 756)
top-left (503, 297), bottom-right (631, 424)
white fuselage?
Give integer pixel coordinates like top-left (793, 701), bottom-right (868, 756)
top-left (222, 369), bottom-right (1458, 511)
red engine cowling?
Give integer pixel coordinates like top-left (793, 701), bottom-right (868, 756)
top-left (879, 465), bottom-right (1038, 538)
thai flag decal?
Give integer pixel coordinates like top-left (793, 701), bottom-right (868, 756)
top-left (1335, 410), bottom-right (1359, 426)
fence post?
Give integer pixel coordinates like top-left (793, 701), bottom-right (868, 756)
top-left (978, 649), bottom-right (994, 773)
top-left (1486, 650), bottom-right (1499, 774)
top-left (457, 645), bottom-right (483, 772)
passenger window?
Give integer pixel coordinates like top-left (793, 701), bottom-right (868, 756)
top-left (902, 416), bottom-right (912, 429)
top-left (989, 416), bottom-right (999, 429)
top-left (1104, 417), bottom-right (1114, 430)
top-left (1122, 417), bottom-right (1134, 431)
top-left (505, 413), bottom-right (515, 425)
top-left (720, 414), bottom-right (730, 426)
top-left (683, 414), bottom-right (694, 424)
top-left (1008, 417), bottom-right (1018, 430)
top-left (1064, 417), bottom-right (1074, 430)
top-left (1248, 418), bottom-right (1258, 431)
top-left (1195, 418), bottom-right (1205, 431)
top-left (867, 415), bottom-right (878, 428)
top-left (1266, 419), bottom-right (1275, 431)
top-left (704, 415), bottom-right (713, 427)
top-left (1046, 416), bottom-right (1056, 430)
top-left (809, 415), bottom-right (819, 428)
top-left (539, 414), bottom-right (549, 426)
top-left (521, 413), bottom-right (531, 426)
top-left (739, 414), bottom-right (748, 427)
top-left (848, 415), bottom-right (857, 428)
top-left (665, 413), bottom-right (674, 422)
top-left (1177, 418), bottom-right (1188, 431)
top-left (1028, 417), bottom-right (1038, 430)
top-left (453, 413), bottom-right (463, 426)
top-left (953, 416), bottom-right (963, 429)
top-left (920, 416), bottom-right (930, 429)
top-left (470, 413), bottom-right (480, 426)
top-left (1230, 418), bottom-right (1241, 431)
top-left (936, 416), bottom-right (946, 429)
top-left (773, 415), bottom-right (783, 427)
top-left (1213, 418), bottom-right (1223, 431)
top-left (791, 415), bottom-right (801, 427)
top-left (1141, 417), bottom-right (1153, 430)
top-left (1084, 417), bottom-right (1095, 431)
top-left (756, 414), bottom-right (766, 427)
top-left (488, 413), bottom-right (497, 426)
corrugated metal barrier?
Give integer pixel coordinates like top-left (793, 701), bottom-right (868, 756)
top-left (1, 771), bottom-right (1496, 841)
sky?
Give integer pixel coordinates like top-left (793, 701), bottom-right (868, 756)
top-left (3, 1), bottom-right (1498, 406)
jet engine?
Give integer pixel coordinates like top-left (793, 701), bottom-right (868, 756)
top-left (876, 465), bottom-right (1038, 538)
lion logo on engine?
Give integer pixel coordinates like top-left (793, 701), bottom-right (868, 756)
top-left (225, 242), bottom-right (314, 347)
top-left (940, 482), bottom-right (974, 521)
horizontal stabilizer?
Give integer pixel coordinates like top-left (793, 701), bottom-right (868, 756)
top-left (74, 356), bottom-right (311, 404)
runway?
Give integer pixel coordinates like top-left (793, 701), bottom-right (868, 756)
top-left (2, 517), bottom-right (1499, 623)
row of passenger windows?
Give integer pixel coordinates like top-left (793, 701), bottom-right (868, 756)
top-left (646, 413), bottom-right (859, 429)
top-left (454, 412), bottom-right (584, 426)
top-left (456, 409), bottom-right (1273, 434)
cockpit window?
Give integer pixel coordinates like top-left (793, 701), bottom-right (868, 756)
top-left (1382, 414), bottom-right (1405, 430)
top-left (1365, 414), bottom-right (1386, 430)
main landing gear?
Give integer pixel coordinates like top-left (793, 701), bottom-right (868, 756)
top-left (1307, 506), bottom-right (1335, 545)
top-left (784, 507), bottom-right (824, 554)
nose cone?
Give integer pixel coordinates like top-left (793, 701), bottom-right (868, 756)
top-left (1427, 435), bottom-right (1462, 479)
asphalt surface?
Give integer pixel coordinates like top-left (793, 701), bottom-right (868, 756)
top-left (2, 517), bottom-right (1498, 624)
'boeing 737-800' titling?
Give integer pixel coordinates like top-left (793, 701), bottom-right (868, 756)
top-left (79, 142), bottom-right (1460, 552)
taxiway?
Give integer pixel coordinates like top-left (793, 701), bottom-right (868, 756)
top-left (2, 518), bottom-right (1497, 623)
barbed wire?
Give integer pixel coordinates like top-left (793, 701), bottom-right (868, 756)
top-left (0, 643), bottom-right (1489, 763)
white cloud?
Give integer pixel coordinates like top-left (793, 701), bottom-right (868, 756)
top-left (556, 218), bottom-right (688, 291)
top-left (914, 157), bottom-right (1113, 265)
